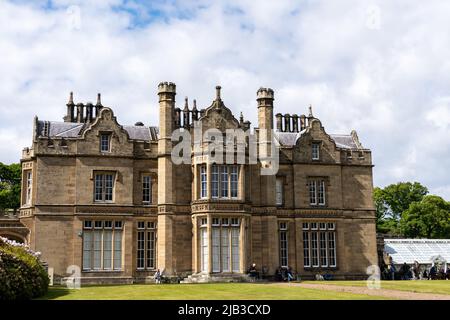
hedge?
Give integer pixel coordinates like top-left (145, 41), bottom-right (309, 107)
top-left (0, 237), bottom-right (49, 300)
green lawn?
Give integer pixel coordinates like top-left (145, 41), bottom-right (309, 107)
top-left (38, 283), bottom-right (390, 300)
top-left (303, 280), bottom-right (450, 295)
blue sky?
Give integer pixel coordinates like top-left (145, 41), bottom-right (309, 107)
top-left (0, 0), bottom-right (449, 199)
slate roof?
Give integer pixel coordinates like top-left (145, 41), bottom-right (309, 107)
top-left (274, 131), bottom-right (361, 150)
top-left (36, 121), bottom-right (159, 141)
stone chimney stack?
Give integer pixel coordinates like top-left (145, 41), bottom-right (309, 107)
top-left (64, 92), bottom-right (75, 122)
top-left (85, 102), bottom-right (94, 122)
top-left (157, 81), bottom-right (176, 275)
top-left (76, 103), bottom-right (84, 123)
top-left (300, 114), bottom-right (306, 131)
top-left (284, 113), bottom-right (291, 132)
top-left (183, 97), bottom-right (190, 128)
top-left (275, 113), bottom-right (282, 131)
top-left (292, 114), bottom-right (299, 132)
top-left (191, 99), bottom-right (198, 121)
top-left (95, 93), bottom-right (103, 118)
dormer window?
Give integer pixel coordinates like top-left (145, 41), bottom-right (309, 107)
top-left (100, 133), bottom-right (111, 152)
top-left (312, 143), bottom-right (320, 160)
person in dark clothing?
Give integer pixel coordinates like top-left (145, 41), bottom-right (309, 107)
top-left (389, 261), bottom-right (396, 280)
top-left (429, 265), bottom-right (437, 280)
top-left (401, 263), bottom-right (410, 280)
top-left (248, 263), bottom-right (259, 281)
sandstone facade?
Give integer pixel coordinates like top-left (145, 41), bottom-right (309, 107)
top-left (18, 83), bottom-right (378, 282)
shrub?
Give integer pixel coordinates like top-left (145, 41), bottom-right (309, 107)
top-left (0, 237), bottom-right (49, 300)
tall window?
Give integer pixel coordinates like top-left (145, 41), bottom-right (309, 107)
top-left (25, 170), bottom-right (32, 205)
top-left (82, 220), bottom-right (123, 271)
top-left (211, 165), bottom-right (219, 198)
top-left (142, 175), bottom-right (152, 204)
top-left (200, 218), bottom-right (208, 272)
top-left (94, 173), bottom-right (115, 202)
top-left (200, 165), bottom-right (207, 199)
top-left (276, 178), bottom-right (283, 206)
top-left (279, 222), bottom-right (288, 267)
top-left (210, 217), bottom-right (240, 273)
top-left (137, 221), bottom-right (156, 270)
top-left (308, 179), bottom-right (326, 206)
top-left (302, 222), bottom-right (336, 268)
top-left (230, 166), bottom-right (238, 198)
top-left (100, 134), bottom-right (111, 152)
top-left (312, 142), bottom-right (320, 160)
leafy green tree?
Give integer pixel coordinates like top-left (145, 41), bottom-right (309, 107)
top-left (400, 195), bottom-right (450, 239)
top-left (374, 182), bottom-right (428, 235)
top-left (0, 162), bottom-right (21, 212)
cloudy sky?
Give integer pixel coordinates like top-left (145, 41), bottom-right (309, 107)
top-left (0, 0), bottom-right (449, 199)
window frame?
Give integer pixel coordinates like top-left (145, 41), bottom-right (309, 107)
top-left (142, 174), bottom-right (152, 204)
top-left (100, 133), bottom-right (111, 153)
top-left (94, 172), bottom-right (116, 203)
top-left (312, 142), bottom-right (320, 160)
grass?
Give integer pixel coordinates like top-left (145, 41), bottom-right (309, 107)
top-left (38, 283), bottom-right (391, 300)
top-left (302, 280), bottom-right (450, 295)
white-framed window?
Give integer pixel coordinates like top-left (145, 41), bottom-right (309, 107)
top-left (312, 142), bottom-right (320, 160)
top-left (200, 165), bottom-right (207, 199)
top-left (302, 222), bottom-right (336, 268)
top-left (308, 179), bottom-right (326, 206)
top-left (279, 222), bottom-right (288, 267)
top-left (203, 165), bottom-right (239, 200)
top-left (94, 172), bottom-right (115, 202)
top-left (136, 221), bottom-right (156, 270)
top-left (25, 170), bottom-right (32, 205)
top-left (209, 217), bottom-right (241, 273)
top-left (82, 220), bottom-right (123, 271)
top-left (276, 177), bottom-right (283, 206)
top-left (100, 133), bottom-right (111, 152)
top-left (142, 175), bottom-right (152, 204)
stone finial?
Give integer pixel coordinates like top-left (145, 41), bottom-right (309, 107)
top-left (308, 104), bottom-right (314, 118)
top-left (192, 99), bottom-right (197, 110)
top-left (239, 112), bottom-right (244, 125)
top-left (184, 97), bottom-right (189, 110)
top-left (96, 93), bottom-right (102, 106)
top-left (67, 92), bottom-right (74, 105)
top-left (215, 85), bottom-right (221, 100)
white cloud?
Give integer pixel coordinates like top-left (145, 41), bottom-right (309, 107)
top-left (0, 0), bottom-right (449, 199)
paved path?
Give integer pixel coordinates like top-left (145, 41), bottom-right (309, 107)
top-left (274, 282), bottom-right (450, 300)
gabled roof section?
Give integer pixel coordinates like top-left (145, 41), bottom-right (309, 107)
top-left (274, 130), bottom-right (366, 150)
top-left (36, 120), bottom-right (159, 141)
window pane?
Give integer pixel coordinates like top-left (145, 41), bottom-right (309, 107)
top-left (311, 231), bottom-right (319, 267)
top-left (82, 231), bottom-right (92, 270)
top-left (221, 166), bottom-right (228, 198)
top-left (303, 231), bottom-right (310, 267)
top-left (309, 181), bottom-right (317, 205)
top-left (147, 231), bottom-right (156, 269)
top-left (221, 228), bottom-right (230, 272)
top-left (200, 165), bottom-right (207, 198)
top-left (312, 143), bottom-right (320, 160)
top-left (318, 180), bottom-right (325, 205)
top-left (320, 232), bottom-right (328, 267)
top-left (103, 230), bottom-right (113, 269)
top-left (100, 134), bottom-right (110, 152)
top-left (94, 174), bottom-right (103, 201)
top-left (280, 230), bottom-right (288, 267)
top-left (230, 166), bottom-right (238, 198)
top-left (143, 175), bottom-right (151, 203)
top-left (231, 227), bottom-right (240, 272)
top-left (137, 231), bottom-right (145, 269)
top-left (328, 231), bottom-right (336, 267)
top-left (212, 228), bottom-right (220, 272)
top-left (211, 165), bottom-right (219, 198)
top-left (200, 228), bottom-right (208, 272)
top-left (276, 178), bottom-right (283, 205)
top-left (113, 230), bottom-right (122, 270)
top-left (93, 230), bottom-right (102, 270)
top-left (105, 174), bottom-right (114, 201)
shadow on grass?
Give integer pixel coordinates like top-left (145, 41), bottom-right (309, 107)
top-left (37, 286), bottom-right (72, 300)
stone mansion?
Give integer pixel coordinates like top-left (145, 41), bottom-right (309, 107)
top-left (16, 82), bottom-right (378, 283)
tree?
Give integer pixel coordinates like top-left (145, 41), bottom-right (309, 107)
top-left (400, 195), bottom-right (450, 239)
top-left (0, 163), bottom-right (21, 213)
top-left (374, 182), bottom-right (428, 235)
